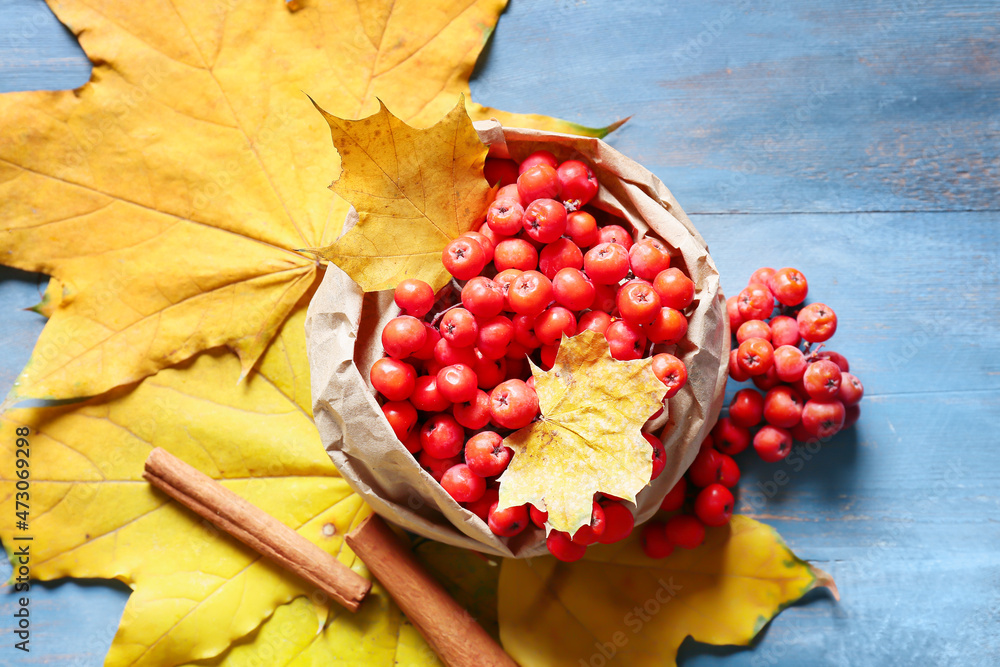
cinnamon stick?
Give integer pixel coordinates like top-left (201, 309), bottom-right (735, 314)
top-left (143, 447), bottom-right (371, 612)
top-left (346, 513), bottom-right (518, 667)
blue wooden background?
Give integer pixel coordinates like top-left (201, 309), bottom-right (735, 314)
top-left (1, 0), bottom-right (998, 664)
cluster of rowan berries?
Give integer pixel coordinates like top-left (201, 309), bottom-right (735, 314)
top-left (639, 267), bottom-right (865, 559)
top-left (371, 149), bottom-right (700, 561)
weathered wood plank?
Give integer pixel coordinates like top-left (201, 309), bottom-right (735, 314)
top-left (0, 268), bottom-right (46, 399)
top-left (0, 575), bottom-right (128, 666)
top-left (702, 211), bottom-right (1000, 397)
top-left (0, 0), bottom-right (90, 93)
top-left (470, 0), bottom-right (1000, 214)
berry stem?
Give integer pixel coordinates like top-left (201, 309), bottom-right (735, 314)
top-left (430, 302), bottom-right (463, 328)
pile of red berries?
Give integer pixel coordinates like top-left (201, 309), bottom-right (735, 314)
top-left (372, 149), bottom-right (701, 561)
top-left (639, 266), bottom-right (865, 559)
top-left (724, 267), bottom-right (863, 456)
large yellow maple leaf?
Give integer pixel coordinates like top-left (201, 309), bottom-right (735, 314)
top-left (0, 303), bottom-right (392, 666)
top-left (498, 515), bottom-right (838, 667)
top-left (0, 0), bottom-right (609, 404)
top-left (497, 330), bottom-right (667, 535)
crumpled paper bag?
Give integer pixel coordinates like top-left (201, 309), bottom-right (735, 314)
top-left (306, 120), bottom-right (729, 558)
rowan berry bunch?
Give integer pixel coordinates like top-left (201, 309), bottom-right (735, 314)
top-left (724, 266), bottom-right (863, 454)
top-left (639, 266), bottom-right (865, 559)
top-left (371, 149), bottom-right (700, 561)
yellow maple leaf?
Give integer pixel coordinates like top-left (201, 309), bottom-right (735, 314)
top-left (0, 304), bottom-right (383, 667)
top-left (498, 515), bottom-right (838, 667)
top-left (496, 330), bottom-right (666, 536)
top-left (0, 0), bottom-right (612, 403)
top-left (181, 540), bottom-right (501, 667)
top-left (312, 98), bottom-right (491, 292)
top-left (178, 591), bottom-right (441, 667)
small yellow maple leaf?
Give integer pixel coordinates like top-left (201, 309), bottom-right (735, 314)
top-left (496, 330), bottom-right (666, 536)
top-left (498, 515), bottom-right (838, 667)
top-left (311, 98), bottom-right (491, 292)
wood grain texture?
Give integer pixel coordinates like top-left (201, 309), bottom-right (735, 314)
top-left (0, 0), bottom-right (90, 93)
top-left (1, 0), bottom-right (998, 665)
top-left (473, 0), bottom-right (1000, 215)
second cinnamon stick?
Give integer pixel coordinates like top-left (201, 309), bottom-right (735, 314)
top-left (346, 513), bottom-right (517, 667)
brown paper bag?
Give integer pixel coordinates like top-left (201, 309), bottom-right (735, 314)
top-left (306, 121), bottom-right (730, 558)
